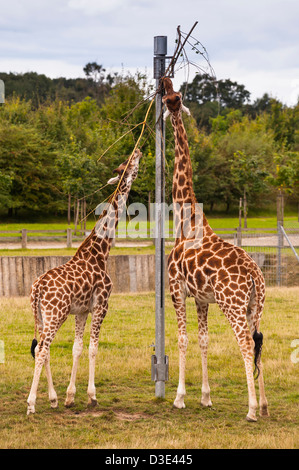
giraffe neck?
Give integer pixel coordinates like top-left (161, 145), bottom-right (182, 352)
top-left (74, 188), bottom-right (129, 263)
top-left (171, 112), bottom-right (214, 241)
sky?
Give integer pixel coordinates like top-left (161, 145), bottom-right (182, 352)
top-left (1, 0), bottom-right (299, 105)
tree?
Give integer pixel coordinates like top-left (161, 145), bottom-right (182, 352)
top-left (181, 74), bottom-right (251, 130)
top-left (0, 171), bottom-right (12, 209)
top-left (83, 62), bottom-right (106, 84)
top-left (0, 122), bottom-right (60, 215)
top-left (230, 151), bottom-right (269, 225)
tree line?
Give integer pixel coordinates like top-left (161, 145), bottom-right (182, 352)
top-left (0, 65), bottom-right (298, 223)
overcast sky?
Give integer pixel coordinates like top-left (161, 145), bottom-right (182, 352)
top-left (1, 0), bottom-right (299, 105)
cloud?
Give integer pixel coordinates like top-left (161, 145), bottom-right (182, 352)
top-left (68, 0), bottom-right (128, 14)
top-left (0, 0), bottom-right (298, 105)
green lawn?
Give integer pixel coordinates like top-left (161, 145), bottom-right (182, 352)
top-left (1, 215), bottom-right (298, 233)
top-left (0, 288), bottom-right (298, 449)
top-left (0, 215), bottom-right (298, 257)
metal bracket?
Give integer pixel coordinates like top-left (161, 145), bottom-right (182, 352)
top-left (151, 355), bottom-right (169, 382)
top-left (153, 56), bottom-right (175, 79)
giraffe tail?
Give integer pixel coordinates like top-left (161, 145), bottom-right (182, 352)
top-left (30, 281), bottom-right (41, 359)
top-left (249, 265), bottom-right (265, 379)
top-left (253, 330), bottom-right (263, 378)
top-left (31, 338), bottom-right (38, 359)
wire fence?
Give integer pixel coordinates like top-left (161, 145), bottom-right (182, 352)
top-left (219, 225), bottom-right (299, 287)
top-left (1, 224), bottom-right (298, 287)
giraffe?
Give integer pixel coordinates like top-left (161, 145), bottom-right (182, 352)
top-left (162, 77), bottom-right (269, 422)
top-left (27, 149), bottom-right (142, 415)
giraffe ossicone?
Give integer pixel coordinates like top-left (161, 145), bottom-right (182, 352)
top-left (27, 149), bottom-right (142, 415)
top-left (162, 76), bottom-right (269, 422)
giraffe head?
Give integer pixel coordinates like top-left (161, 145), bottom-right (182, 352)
top-left (107, 148), bottom-right (142, 190)
top-left (162, 77), bottom-right (191, 120)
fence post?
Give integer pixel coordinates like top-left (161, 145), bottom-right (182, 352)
top-left (277, 223), bottom-right (283, 286)
top-left (237, 226), bottom-right (242, 247)
top-left (21, 229), bottom-right (27, 249)
top-left (239, 197), bottom-right (242, 229)
top-left (67, 228), bottom-right (72, 248)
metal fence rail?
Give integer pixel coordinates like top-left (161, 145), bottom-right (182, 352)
top-left (1, 226), bottom-right (298, 287)
top-left (230, 227), bottom-right (299, 287)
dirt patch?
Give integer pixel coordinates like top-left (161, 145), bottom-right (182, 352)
top-left (71, 408), bottom-right (150, 421)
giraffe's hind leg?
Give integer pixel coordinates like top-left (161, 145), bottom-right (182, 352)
top-left (215, 295), bottom-right (258, 421)
top-left (45, 351), bottom-right (58, 409)
top-left (27, 311), bottom-right (68, 415)
top-left (195, 300), bottom-right (212, 407)
top-left (246, 290), bottom-right (269, 418)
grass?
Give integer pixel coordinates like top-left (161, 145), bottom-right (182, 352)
top-left (0, 245), bottom-right (160, 257)
top-left (0, 288), bottom-right (298, 449)
top-left (0, 215), bottom-right (298, 258)
top-left (1, 215), bottom-right (298, 233)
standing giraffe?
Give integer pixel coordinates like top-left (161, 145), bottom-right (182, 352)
top-left (27, 149), bottom-right (142, 415)
top-left (162, 77), bottom-right (269, 422)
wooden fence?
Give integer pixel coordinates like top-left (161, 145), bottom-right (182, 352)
top-left (0, 254), bottom-right (168, 297)
top-left (0, 228), bottom-right (85, 248)
top-left (0, 250), bottom-right (298, 297)
top-left (0, 227), bottom-right (282, 249)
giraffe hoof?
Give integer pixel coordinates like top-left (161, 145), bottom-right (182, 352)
top-left (201, 393), bottom-right (212, 407)
top-left (260, 406), bottom-right (270, 417)
top-left (65, 394), bottom-right (75, 408)
top-left (65, 400), bottom-right (75, 408)
top-left (246, 413), bottom-right (257, 422)
top-left (87, 398), bottom-right (98, 407)
top-left (27, 405), bottom-right (35, 415)
top-left (50, 399), bottom-right (58, 409)
top-left (201, 399), bottom-right (212, 408)
top-left (173, 400), bottom-right (185, 409)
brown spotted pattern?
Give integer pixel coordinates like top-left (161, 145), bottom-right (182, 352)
top-left (162, 78), bottom-right (269, 421)
top-left (27, 150), bottom-right (142, 415)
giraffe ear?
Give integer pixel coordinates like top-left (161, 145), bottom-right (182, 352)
top-left (182, 104), bottom-right (191, 116)
top-left (107, 176), bottom-right (120, 185)
top-left (163, 108), bottom-right (170, 121)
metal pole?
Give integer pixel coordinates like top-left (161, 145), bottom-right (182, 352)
top-left (280, 225), bottom-right (299, 263)
top-left (152, 35), bottom-right (168, 398)
top-left (277, 222), bottom-right (283, 286)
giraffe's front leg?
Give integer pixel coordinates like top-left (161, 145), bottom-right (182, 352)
top-left (174, 332), bottom-right (188, 409)
top-left (170, 281), bottom-right (188, 410)
top-left (65, 312), bottom-right (88, 407)
top-left (87, 301), bottom-right (109, 406)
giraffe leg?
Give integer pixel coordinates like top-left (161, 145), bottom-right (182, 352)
top-left (256, 360), bottom-right (269, 417)
top-left (44, 351), bottom-right (58, 408)
top-left (35, 323), bottom-right (58, 409)
top-left (27, 341), bottom-right (58, 414)
top-left (195, 300), bottom-right (212, 407)
top-left (27, 342), bottom-right (47, 415)
top-left (170, 282), bottom-right (188, 409)
top-left (27, 314), bottom-right (68, 415)
top-left (65, 312), bottom-right (88, 407)
top-left (246, 299), bottom-right (269, 418)
top-left (87, 301), bottom-right (109, 406)
top-left (216, 300), bottom-right (258, 421)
